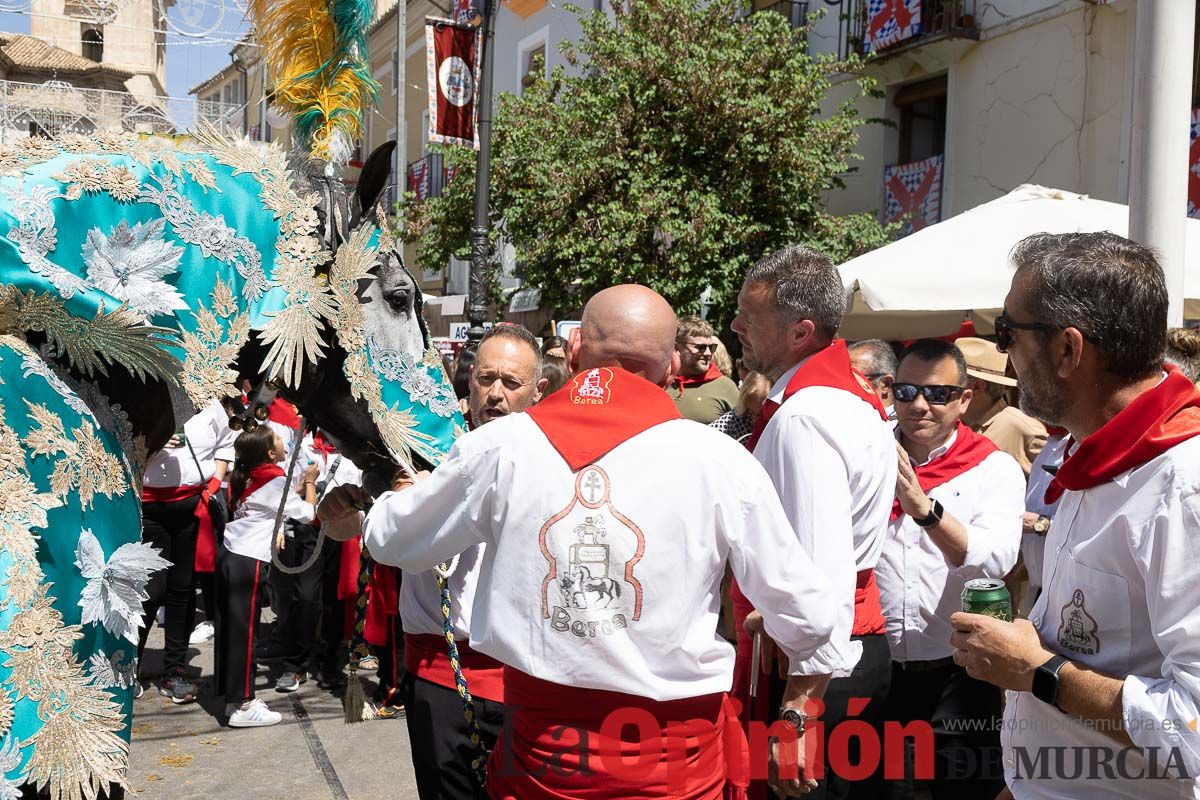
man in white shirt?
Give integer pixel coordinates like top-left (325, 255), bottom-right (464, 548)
top-left (849, 338), bottom-right (899, 426)
top-left (877, 339), bottom-right (1024, 800)
top-left (951, 231), bottom-right (1200, 800)
top-left (729, 246), bottom-right (898, 800)
top-left (139, 397), bottom-right (237, 704)
top-left (321, 285), bottom-right (838, 799)
top-left (397, 323), bottom-right (546, 800)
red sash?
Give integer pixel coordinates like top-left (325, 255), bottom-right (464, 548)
top-left (230, 463), bottom-right (285, 510)
top-left (745, 341), bottom-right (885, 451)
top-left (403, 633), bottom-right (506, 703)
top-left (527, 366), bottom-right (682, 471)
top-left (1045, 367), bottom-right (1200, 504)
top-left (674, 361), bottom-right (723, 392)
top-left (889, 423), bottom-right (998, 521)
top-left (142, 476), bottom-right (224, 573)
top-left (268, 398), bottom-right (301, 430)
top-left (487, 669), bottom-right (747, 800)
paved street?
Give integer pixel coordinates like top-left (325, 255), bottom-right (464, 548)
top-left (130, 612), bottom-right (418, 800)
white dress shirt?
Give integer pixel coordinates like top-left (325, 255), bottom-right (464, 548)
top-left (223, 476), bottom-right (315, 563)
top-left (754, 363), bottom-right (898, 678)
top-left (1020, 432), bottom-right (1068, 612)
top-left (876, 430), bottom-right (1025, 662)
top-left (400, 545), bottom-right (485, 638)
top-left (143, 399), bottom-right (236, 488)
top-left (362, 413), bottom-right (836, 702)
top-left (1002, 436), bottom-right (1200, 799)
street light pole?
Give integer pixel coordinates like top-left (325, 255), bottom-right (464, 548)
top-left (467, 0), bottom-right (496, 348)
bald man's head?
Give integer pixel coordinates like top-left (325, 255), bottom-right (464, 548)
top-left (568, 285), bottom-right (680, 386)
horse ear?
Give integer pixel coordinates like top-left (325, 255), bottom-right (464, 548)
top-left (354, 141), bottom-right (397, 226)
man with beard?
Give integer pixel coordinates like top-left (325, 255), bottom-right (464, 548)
top-left (321, 285), bottom-right (838, 799)
top-left (729, 245), bottom-right (897, 800)
top-left (951, 232), bottom-right (1200, 800)
top-left (876, 338), bottom-right (1024, 800)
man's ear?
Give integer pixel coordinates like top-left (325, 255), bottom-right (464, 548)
top-left (959, 387), bottom-right (974, 416)
top-left (1058, 328), bottom-right (1088, 378)
top-left (534, 376), bottom-right (549, 403)
top-left (665, 349), bottom-right (682, 388)
top-left (352, 141), bottom-right (397, 228)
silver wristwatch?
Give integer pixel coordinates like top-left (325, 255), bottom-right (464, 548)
top-left (778, 707), bottom-right (807, 736)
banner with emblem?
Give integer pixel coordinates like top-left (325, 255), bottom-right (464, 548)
top-left (883, 154), bottom-right (944, 237)
top-left (425, 16), bottom-right (481, 149)
top-left (1189, 108), bottom-right (1200, 219)
top-left (865, 0), bottom-right (921, 53)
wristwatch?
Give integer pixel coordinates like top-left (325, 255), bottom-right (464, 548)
top-left (778, 707), bottom-right (807, 736)
top-left (912, 498), bottom-right (944, 528)
top-left (1033, 515), bottom-right (1051, 534)
top-left (1031, 654), bottom-right (1070, 711)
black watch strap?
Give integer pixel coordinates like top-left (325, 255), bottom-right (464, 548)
top-left (1032, 654), bottom-right (1070, 711)
top-left (913, 498), bottom-right (943, 528)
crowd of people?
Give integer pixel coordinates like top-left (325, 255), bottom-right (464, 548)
top-left (133, 230), bottom-right (1200, 800)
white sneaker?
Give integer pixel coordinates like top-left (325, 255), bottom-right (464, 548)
top-left (189, 620), bottom-right (214, 645)
top-left (228, 698), bottom-right (282, 728)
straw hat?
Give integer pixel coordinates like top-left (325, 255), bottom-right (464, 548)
top-left (955, 337), bottom-right (1017, 387)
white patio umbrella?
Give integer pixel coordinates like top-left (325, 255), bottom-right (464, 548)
top-left (837, 184), bottom-right (1200, 341)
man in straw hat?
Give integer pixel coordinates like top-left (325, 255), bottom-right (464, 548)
top-left (955, 336), bottom-right (1047, 476)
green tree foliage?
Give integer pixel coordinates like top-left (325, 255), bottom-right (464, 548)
top-left (401, 0), bottom-right (895, 327)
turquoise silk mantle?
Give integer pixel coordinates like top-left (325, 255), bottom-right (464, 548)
top-left (0, 131), bottom-right (463, 797)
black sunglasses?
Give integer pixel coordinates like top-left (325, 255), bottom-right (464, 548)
top-left (893, 383), bottom-right (966, 405)
top-left (681, 342), bottom-right (717, 354)
top-left (993, 312), bottom-right (1058, 354)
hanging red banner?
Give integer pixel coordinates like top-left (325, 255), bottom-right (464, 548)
top-left (425, 17), bottom-right (481, 149)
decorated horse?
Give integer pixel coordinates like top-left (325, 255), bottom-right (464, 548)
top-left (0, 127), bottom-right (464, 799)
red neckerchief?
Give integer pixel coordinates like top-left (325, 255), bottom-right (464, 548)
top-left (311, 431), bottom-right (337, 465)
top-left (268, 398), bottom-right (301, 430)
top-left (1045, 425), bottom-right (1069, 437)
top-left (231, 463), bottom-right (285, 510)
top-left (527, 366), bottom-right (682, 471)
top-left (1045, 367), bottom-right (1200, 504)
top-left (745, 340), bottom-right (886, 452)
top-left (674, 361), bottom-right (723, 392)
top-left (891, 422), bottom-right (998, 521)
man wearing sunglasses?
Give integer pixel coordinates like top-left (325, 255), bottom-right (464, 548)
top-left (876, 338), bottom-right (1025, 800)
top-left (671, 315), bottom-right (740, 424)
top-left (950, 232), bottom-right (1200, 800)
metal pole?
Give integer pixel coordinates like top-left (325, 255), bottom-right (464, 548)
top-left (396, 0), bottom-right (406, 199)
top-left (467, 0), bottom-right (496, 347)
top-left (1128, 0), bottom-right (1194, 327)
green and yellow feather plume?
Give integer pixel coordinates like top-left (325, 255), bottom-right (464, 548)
top-left (249, 0), bottom-right (380, 162)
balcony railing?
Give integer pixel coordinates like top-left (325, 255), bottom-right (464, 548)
top-left (0, 79), bottom-right (245, 142)
top-left (837, 0), bottom-right (978, 59)
top-left (754, 1), bottom-right (811, 30)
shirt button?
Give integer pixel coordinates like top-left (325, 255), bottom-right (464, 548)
top-left (1032, 617), bottom-right (1041, 626)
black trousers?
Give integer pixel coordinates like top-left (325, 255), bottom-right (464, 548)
top-left (806, 634), bottom-right (893, 800)
top-left (375, 611), bottom-right (405, 705)
top-left (403, 674), bottom-right (504, 800)
top-left (270, 521), bottom-right (325, 674)
top-left (138, 496), bottom-right (200, 675)
top-left (881, 659), bottom-right (1004, 800)
top-left (213, 546), bottom-right (265, 705)
top-left (314, 533), bottom-right (346, 681)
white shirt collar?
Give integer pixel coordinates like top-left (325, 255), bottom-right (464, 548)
top-left (897, 427), bottom-right (958, 468)
top-left (767, 356), bottom-right (810, 405)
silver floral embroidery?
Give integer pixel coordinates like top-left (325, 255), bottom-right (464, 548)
top-left (83, 218), bottom-right (187, 320)
top-left (20, 353), bottom-right (90, 417)
top-left (138, 175), bottom-right (268, 301)
top-left (1, 183), bottom-right (88, 298)
top-left (0, 734), bottom-right (22, 800)
top-left (368, 335), bottom-right (458, 418)
top-left (75, 529), bottom-right (170, 643)
top-left (88, 649), bottom-right (137, 691)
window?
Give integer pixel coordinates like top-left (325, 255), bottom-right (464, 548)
top-left (521, 44), bottom-right (545, 89)
top-left (81, 27), bottom-right (103, 62)
top-left (894, 76), bottom-right (947, 163)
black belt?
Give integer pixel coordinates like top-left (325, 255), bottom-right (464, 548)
top-left (894, 656), bottom-right (956, 672)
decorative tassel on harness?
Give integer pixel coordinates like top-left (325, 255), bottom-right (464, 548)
top-left (344, 543), bottom-right (377, 723)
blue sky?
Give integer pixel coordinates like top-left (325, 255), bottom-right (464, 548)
top-left (0, 3), bottom-right (249, 124)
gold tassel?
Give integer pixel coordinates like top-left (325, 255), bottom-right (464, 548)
top-left (342, 663), bottom-right (376, 724)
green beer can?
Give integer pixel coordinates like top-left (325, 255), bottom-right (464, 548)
top-left (962, 579), bottom-right (1013, 621)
